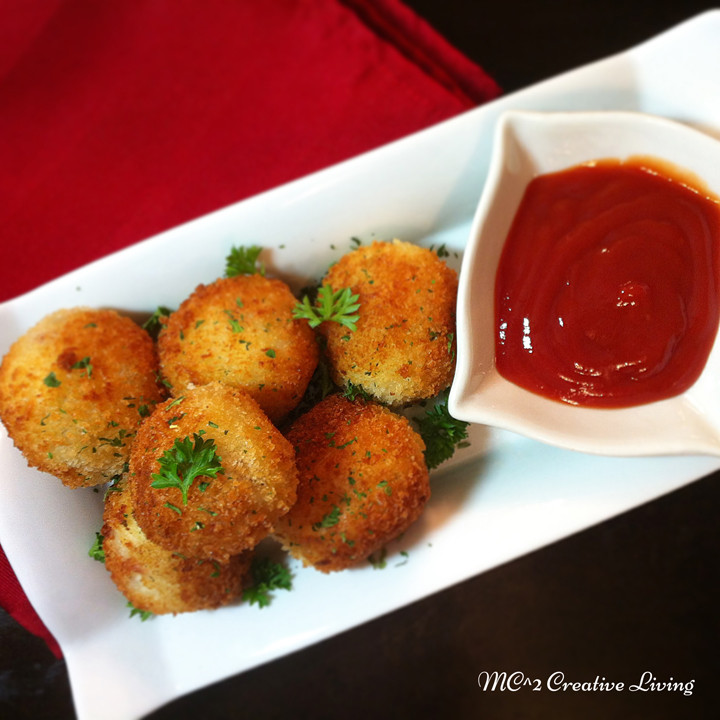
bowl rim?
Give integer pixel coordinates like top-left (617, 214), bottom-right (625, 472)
top-left (448, 108), bottom-right (720, 457)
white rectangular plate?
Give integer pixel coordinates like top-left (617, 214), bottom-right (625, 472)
top-left (2, 11), bottom-right (720, 720)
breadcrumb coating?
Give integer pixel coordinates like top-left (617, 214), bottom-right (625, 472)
top-left (320, 240), bottom-right (458, 406)
top-left (0, 308), bottom-right (165, 488)
top-left (273, 394), bottom-right (430, 572)
top-left (102, 478), bottom-right (249, 615)
top-left (130, 382), bottom-right (297, 561)
top-left (158, 274), bottom-right (319, 422)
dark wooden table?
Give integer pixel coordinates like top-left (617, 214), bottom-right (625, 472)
top-left (2, 2), bottom-right (719, 718)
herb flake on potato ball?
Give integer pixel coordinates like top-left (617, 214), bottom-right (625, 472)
top-left (0, 308), bottom-right (165, 488)
top-left (273, 394), bottom-right (430, 572)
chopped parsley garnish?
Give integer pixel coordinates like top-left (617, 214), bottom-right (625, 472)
top-left (104, 475), bottom-right (125, 498)
top-left (165, 396), bottom-right (185, 411)
top-left (242, 556), bottom-right (293, 608)
top-left (223, 309), bottom-right (244, 333)
top-left (127, 602), bottom-right (153, 621)
top-left (293, 285), bottom-right (360, 331)
top-left (88, 532), bottom-right (105, 563)
top-left (377, 480), bottom-right (392, 495)
top-left (368, 547), bottom-right (387, 569)
top-left (329, 436), bottom-right (357, 450)
top-left (98, 427), bottom-right (132, 449)
top-left (225, 245), bottom-right (265, 277)
top-left (414, 396), bottom-right (470, 470)
top-left (43, 372), bottom-right (61, 388)
top-left (142, 306), bottom-right (173, 340)
top-left (430, 242), bottom-right (450, 258)
top-left (312, 504), bottom-right (341, 531)
top-left (150, 433), bottom-right (224, 505)
top-left (342, 381), bottom-right (371, 402)
top-left (312, 358), bottom-right (334, 395)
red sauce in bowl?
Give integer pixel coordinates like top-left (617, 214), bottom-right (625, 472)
top-left (494, 158), bottom-right (720, 407)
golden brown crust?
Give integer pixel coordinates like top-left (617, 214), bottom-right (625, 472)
top-left (319, 240), bottom-right (458, 406)
top-left (0, 308), bottom-right (165, 488)
top-left (129, 382), bottom-right (298, 561)
top-left (273, 394), bottom-right (430, 572)
top-left (158, 274), bottom-right (319, 423)
top-left (102, 477), bottom-right (249, 615)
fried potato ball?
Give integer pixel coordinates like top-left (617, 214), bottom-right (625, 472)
top-left (319, 239), bottom-right (458, 406)
top-left (158, 274), bottom-right (319, 423)
top-left (0, 308), bottom-right (165, 488)
top-left (273, 394), bottom-right (430, 572)
top-left (130, 382), bottom-right (297, 562)
top-left (102, 477), bottom-right (249, 615)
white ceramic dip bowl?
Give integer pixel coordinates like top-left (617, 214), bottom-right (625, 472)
top-left (448, 110), bottom-right (720, 456)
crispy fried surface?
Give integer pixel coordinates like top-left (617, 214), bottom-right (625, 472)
top-left (0, 308), bottom-right (164, 488)
top-left (102, 478), bottom-right (249, 615)
top-left (130, 382), bottom-right (297, 561)
top-left (273, 394), bottom-right (430, 572)
top-left (158, 274), bottom-right (319, 422)
top-left (320, 240), bottom-right (458, 406)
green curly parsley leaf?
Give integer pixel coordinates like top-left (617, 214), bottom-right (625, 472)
top-left (127, 601), bottom-right (153, 621)
top-left (43, 372), bottom-right (61, 388)
top-left (342, 381), bottom-right (372, 402)
top-left (71, 356), bottom-right (92, 378)
top-left (243, 557), bottom-right (293, 608)
top-left (225, 245), bottom-right (265, 277)
top-left (293, 285), bottom-right (360, 331)
top-left (430, 242), bottom-right (450, 258)
top-left (312, 504), bottom-right (341, 531)
top-left (414, 396), bottom-right (470, 470)
top-left (142, 306), bottom-right (173, 340)
top-left (88, 532), bottom-right (105, 563)
top-left (368, 547), bottom-right (387, 569)
top-left (150, 433), bottom-right (224, 505)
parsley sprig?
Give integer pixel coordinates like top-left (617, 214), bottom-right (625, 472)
top-left (293, 285), bottom-right (360, 331)
top-left (342, 381), bottom-right (371, 402)
top-left (414, 396), bottom-right (470, 470)
top-left (142, 306), bottom-right (173, 340)
top-left (312, 504), bottom-right (341, 531)
top-left (43, 372), bottom-right (61, 388)
top-left (88, 532), bottom-right (105, 563)
top-left (225, 245), bottom-right (265, 277)
top-left (150, 433), bottom-right (224, 505)
top-left (71, 356), bottom-right (93, 378)
top-left (128, 601), bottom-right (153, 621)
top-left (368, 547), bottom-right (387, 569)
top-left (243, 557), bottom-right (293, 608)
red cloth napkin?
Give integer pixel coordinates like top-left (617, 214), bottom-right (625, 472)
top-left (0, 0), bottom-right (499, 658)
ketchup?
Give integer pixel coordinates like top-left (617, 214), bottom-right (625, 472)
top-left (494, 158), bottom-right (720, 407)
